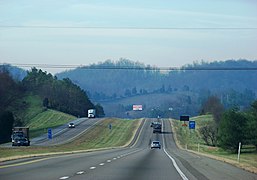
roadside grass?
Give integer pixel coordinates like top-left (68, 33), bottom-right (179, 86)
top-left (10, 94), bottom-right (76, 138)
top-left (11, 94), bottom-right (45, 124)
top-left (0, 118), bottom-right (140, 160)
top-left (28, 109), bottom-right (76, 138)
top-left (22, 95), bottom-right (44, 124)
top-left (171, 115), bottom-right (257, 172)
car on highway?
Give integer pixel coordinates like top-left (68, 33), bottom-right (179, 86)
top-left (68, 122), bottom-right (75, 128)
top-left (150, 141), bottom-right (161, 149)
top-left (12, 137), bottom-right (30, 146)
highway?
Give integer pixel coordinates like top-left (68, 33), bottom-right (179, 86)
top-left (0, 119), bottom-right (257, 180)
top-left (1, 118), bottom-right (104, 147)
top-left (31, 118), bottom-right (103, 146)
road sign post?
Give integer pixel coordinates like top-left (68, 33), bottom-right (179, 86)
top-left (238, 142), bottom-right (241, 163)
top-left (189, 121), bottom-right (195, 129)
top-left (48, 128), bottom-right (52, 139)
top-left (180, 115), bottom-right (189, 127)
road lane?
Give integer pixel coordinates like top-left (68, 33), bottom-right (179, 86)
top-left (32, 118), bottom-right (103, 146)
top-left (162, 119), bottom-right (257, 180)
top-left (1, 118), bottom-right (257, 180)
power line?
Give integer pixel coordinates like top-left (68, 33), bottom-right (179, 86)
top-left (2, 63), bottom-right (257, 71)
top-left (0, 25), bottom-right (257, 30)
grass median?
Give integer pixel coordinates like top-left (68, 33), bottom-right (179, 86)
top-left (0, 118), bottom-right (141, 161)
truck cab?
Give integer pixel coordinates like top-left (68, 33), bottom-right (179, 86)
top-left (88, 109), bottom-right (96, 118)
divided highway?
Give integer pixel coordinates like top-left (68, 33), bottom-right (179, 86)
top-left (1, 119), bottom-right (256, 180)
top-left (31, 118), bottom-right (103, 146)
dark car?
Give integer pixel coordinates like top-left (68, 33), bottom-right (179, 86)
top-left (68, 122), bottom-right (75, 128)
top-left (150, 141), bottom-right (161, 149)
top-left (12, 137), bottom-right (30, 146)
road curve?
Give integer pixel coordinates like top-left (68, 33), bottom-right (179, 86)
top-left (0, 118), bottom-right (256, 180)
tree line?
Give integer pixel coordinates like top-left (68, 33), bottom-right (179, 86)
top-left (57, 59), bottom-right (256, 117)
top-left (0, 67), bottom-right (104, 143)
top-left (200, 96), bottom-right (257, 152)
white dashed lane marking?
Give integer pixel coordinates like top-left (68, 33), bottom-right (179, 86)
top-left (76, 171), bottom-right (84, 175)
top-left (59, 176), bottom-right (69, 179)
top-left (57, 150), bottom-right (142, 179)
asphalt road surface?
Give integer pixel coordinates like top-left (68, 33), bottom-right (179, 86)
top-left (1, 118), bottom-right (104, 147)
top-left (1, 119), bottom-right (257, 180)
top-left (31, 118), bottom-right (103, 146)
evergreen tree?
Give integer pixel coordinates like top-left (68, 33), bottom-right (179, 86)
top-left (218, 108), bottom-right (247, 152)
top-left (247, 101), bottom-right (257, 150)
top-left (0, 111), bottom-right (14, 143)
top-left (95, 103), bottom-right (105, 117)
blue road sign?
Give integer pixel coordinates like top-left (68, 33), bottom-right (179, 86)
top-left (109, 124), bottom-right (112, 130)
top-left (48, 128), bottom-right (52, 139)
top-left (189, 121), bottom-right (196, 129)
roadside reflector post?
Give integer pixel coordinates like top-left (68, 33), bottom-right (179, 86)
top-left (237, 142), bottom-right (241, 163)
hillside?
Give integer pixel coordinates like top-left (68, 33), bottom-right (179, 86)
top-left (101, 92), bottom-right (199, 118)
top-left (0, 69), bottom-right (98, 143)
top-left (57, 59), bottom-right (257, 118)
top-left (10, 94), bottom-right (76, 137)
top-left (0, 64), bottom-right (27, 81)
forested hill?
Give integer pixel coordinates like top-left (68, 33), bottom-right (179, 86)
top-left (0, 64), bottom-right (27, 80)
top-left (57, 59), bottom-right (257, 102)
top-left (1, 68), bottom-right (104, 126)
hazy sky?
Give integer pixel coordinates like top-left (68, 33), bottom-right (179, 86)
top-left (0, 0), bottom-right (257, 74)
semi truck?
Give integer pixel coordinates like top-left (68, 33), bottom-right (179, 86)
top-left (11, 127), bottom-right (30, 146)
top-left (88, 109), bottom-right (96, 118)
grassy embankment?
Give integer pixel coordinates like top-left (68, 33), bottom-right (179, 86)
top-left (13, 95), bottom-right (76, 138)
top-left (0, 118), bottom-right (140, 161)
top-left (171, 115), bottom-right (257, 173)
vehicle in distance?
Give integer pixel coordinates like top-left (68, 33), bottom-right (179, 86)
top-left (150, 141), bottom-right (161, 149)
top-left (150, 122), bottom-right (154, 127)
top-left (152, 122), bottom-right (162, 133)
top-left (12, 137), bottom-right (30, 146)
top-left (68, 122), bottom-right (75, 128)
top-left (11, 127), bottom-right (30, 146)
top-left (88, 109), bottom-right (96, 118)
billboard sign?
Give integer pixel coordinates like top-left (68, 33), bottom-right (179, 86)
top-left (133, 105), bottom-right (143, 111)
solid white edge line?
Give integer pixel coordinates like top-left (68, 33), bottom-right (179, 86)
top-left (161, 121), bottom-right (189, 180)
top-left (163, 148), bottom-right (188, 180)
